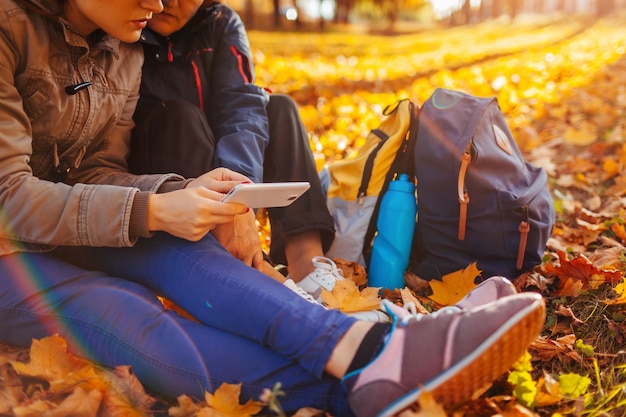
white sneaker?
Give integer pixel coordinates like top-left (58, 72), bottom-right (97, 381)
top-left (297, 256), bottom-right (344, 300)
top-left (295, 256), bottom-right (390, 323)
top-left (346, 310), bottom-right (391, 323)
top-left (283, 278), bottom-right (323, 305)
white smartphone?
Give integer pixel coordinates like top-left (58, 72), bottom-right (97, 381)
top-left (221, 182), bottom-right (311, 208)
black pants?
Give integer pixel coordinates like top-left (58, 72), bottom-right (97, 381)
top-left (129, 94), bottom-right (335, 265)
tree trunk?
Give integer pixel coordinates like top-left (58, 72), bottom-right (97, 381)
top-left (273, 0), bottom-right (280, 27)
top-left (597, 0), bottom-right (616, 16)
top-left (462, 0), bottom-right (471, 24)
top-left (493, 0), bottom-right (503, 18)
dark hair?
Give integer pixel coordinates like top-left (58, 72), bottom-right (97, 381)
top-left (16, 0), bottom-right (64, 17)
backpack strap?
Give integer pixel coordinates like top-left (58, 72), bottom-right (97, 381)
top-left (457, 151), bottom-right (471, 240)
top-left (358, 129), bottom-right (389, 202)
top-left (517, 206), bottom-right (530, 270)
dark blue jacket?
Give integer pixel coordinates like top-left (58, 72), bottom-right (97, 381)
top-left (137, 2), bottom-right (270, 183)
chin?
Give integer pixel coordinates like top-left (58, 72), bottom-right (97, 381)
top-left (117, 31), bottom-right (143, 43)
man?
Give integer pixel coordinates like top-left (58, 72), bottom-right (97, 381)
top-left (129, 0), bottom-right (385, 316)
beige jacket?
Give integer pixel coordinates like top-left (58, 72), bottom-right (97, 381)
top-left (0, 0), bottom-right (185, 255)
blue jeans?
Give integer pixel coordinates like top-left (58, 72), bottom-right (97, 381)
top-left (0, 233), bottom-right (355, 415)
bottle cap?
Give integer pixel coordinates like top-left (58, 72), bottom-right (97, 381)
top-left (389, 173), bottom-right (415, 193)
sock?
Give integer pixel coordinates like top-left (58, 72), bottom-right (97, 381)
top-left (346, 323), bottom-right (391, 374)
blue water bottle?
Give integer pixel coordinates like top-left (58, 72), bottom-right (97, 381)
top-left (368, 174), bottom-right (417, 289)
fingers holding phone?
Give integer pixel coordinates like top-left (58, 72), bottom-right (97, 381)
top-left (221, 182), bottom-right (310, 208)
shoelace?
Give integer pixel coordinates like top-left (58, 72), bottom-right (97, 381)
top-left (311, 256), bottom-right (345, 282)
top-left (292, 286), bottom-right (319, 304)
top-left (383, 300), bottom-right (461, 326)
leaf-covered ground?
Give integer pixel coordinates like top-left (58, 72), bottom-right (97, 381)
top-left (2, 13), bottom-right (626, 417)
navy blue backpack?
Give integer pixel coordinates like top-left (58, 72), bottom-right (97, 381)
top-left (410, 88), bottom-right (555, 281)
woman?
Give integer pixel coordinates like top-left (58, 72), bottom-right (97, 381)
top-left (0, 1), bottom-right (546, 416)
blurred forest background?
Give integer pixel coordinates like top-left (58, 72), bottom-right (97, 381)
top-left (225, 0), bottom-right (625, 32)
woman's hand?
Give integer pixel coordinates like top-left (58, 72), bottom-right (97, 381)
top-left (187, 167), bottom-right (251, 194)
top-left (147, 186), bottom-right (248, 241)
top-left (147, 167), bottom-right (263, 268)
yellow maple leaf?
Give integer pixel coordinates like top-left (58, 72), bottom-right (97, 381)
top-left (10, 335), bottom-right (103, 394)
top-left (428, 262), bottom-right (481, 306)
top-left (534, 373), bottom-right (563, 407)
top-left (168, 395), bottom-right (200, 417)
top-left (320, 279), bottom-right (381, 312)
top-left (202, 383), bottom-right (263, 417)
top-left (603, 278), bottom-right (626, 305)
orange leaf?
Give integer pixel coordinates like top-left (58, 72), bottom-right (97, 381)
top-left (202, 383), bottom-right (263, 417)
top-left (10, 335), bottom-right (102, 394)
top-left (320, 279), bottom-right (381, 312)
top-left (168, 395), bottom-right (200, 417)
top-left (556, 278), bottom-right (584, 297)
top-left (534, 373), bottom-right (563, 407)
top-left (545, 251), bottom-right (622, 296)
top-left (428, 262), bottom-right (480, 306)
top-left (611, 222), bottom-right (626, 243)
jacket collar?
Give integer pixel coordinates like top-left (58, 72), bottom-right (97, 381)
top-left (25, 0), bottom-right (122, 58)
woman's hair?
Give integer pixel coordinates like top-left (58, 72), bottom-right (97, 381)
top-left (16, 0), bottom-right (64, 17)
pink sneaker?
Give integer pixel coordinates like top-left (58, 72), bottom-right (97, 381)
top-left (456, 276), bottom-right (517, 310)
top-left (385, 275), bottom-right (518, 320)
top-left (342, 292), bottom-right (545, 417)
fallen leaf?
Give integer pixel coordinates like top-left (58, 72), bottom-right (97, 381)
top-left (0, 360), bottom-right (23, 414)
top-left (610, 222), bottom-right (626, 243)
top-left (545, 251), bottom-right (622, 296)
top-left (333, 258), bottom-right (368, 287)
top-left (602, 277), bottom-right (626, 305)
top-left (12, 399), bottom-right (55, 417)
top-left (202, 383), bottom-right (263, 417)
top-left (400, 287), bottom-right (429, 314)
top-left (428, 262), bottom-right (480, 306)
top-left (396, 390), bottom-right (448, 416)
top-left (10, 335), bottom-right (102, 394)
top-left (47, 387), bottom-right (102, 417)
top-left (530, 335), bottom-right (581, 363)
top-left (321, 279), bottom-right (381, 312)
top-left (604, 315), bottom-right (626, 344)
top-left (99, 365), bottom-right (156, 417)
top-left (168, 394), bottom-right (201, 417)
top-left (534, 373), bottom-right (562, 406)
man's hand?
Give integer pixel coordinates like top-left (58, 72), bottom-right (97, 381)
top-left (211, 209), bottom-right (264, 270)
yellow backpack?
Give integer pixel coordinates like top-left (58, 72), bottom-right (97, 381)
top-left (324, 99), bottom-right (419, 265)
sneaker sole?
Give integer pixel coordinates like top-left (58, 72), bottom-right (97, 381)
top-left (377, 296), bottom-right (545, 417)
